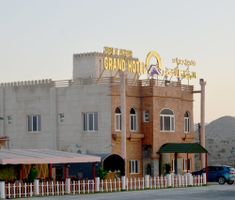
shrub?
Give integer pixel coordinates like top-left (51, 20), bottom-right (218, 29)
top-left (98, 167), bottom-right (108, 179)
top-left (0, 166), bottom-right (17, 182)
top-left (27, 166), bottom-right (38, 183)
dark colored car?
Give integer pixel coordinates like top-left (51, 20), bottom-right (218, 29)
top-left (192, 165), bottom-right (235, 185)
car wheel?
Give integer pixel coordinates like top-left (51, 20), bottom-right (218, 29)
top-left (227, 180), bottom-right (234, 185)
top-left (218, 177), bottom-right (226, 185)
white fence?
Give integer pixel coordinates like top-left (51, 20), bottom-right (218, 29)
top-left (0, 173), bottom-right (206, 199)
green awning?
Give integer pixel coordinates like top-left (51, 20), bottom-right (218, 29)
top-left (158, 143), bottom-right (208, 153)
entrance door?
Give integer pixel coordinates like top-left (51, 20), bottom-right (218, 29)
top-left (103, 154), bottom-right (125, 176)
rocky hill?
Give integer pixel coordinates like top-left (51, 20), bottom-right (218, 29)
top-left (205, 116), bottom-right (235, 167)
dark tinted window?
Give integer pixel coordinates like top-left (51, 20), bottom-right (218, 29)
top-left (208, 166), bottom-right (217, 171)
top-left (217, 167), bottom-right (223, 171)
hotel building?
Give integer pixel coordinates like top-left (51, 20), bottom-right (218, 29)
top-left (0, 48), bottom-right (205, 178)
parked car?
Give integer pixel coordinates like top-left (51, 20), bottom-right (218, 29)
top-left (192, 165), bottom-right (235, 185)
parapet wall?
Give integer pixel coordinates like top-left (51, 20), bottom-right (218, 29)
top-left (0, 79), bottom-right (53, 87)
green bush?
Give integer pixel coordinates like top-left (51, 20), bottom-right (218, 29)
top-left (0, 166), bottom-right (17, 182)
top-left (27, 166), bottom-right (38, 183)
top-left (98, 167), bottom-right (108, 179)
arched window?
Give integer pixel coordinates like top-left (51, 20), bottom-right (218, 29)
top-left (130, 108), bottom-right (137, 131)
top-left (184, 112), bottom-right (190, 133)
top-left (160, 109), bottom-right (175, 132)
top-left (115, 107), bottom-right (122, 131)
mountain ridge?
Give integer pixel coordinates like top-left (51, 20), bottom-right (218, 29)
top-left (204, 115), bottom-right (235, 167)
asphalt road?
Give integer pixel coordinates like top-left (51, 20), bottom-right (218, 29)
top-left (21, 184), bottom-right (235, 200)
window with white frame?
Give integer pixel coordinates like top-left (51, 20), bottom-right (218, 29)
top-left (129, 160), bottom-right (139, 174)
top-left (160, 109), bottom-right (175, 132)
top-left (58, 113), bottom-right (65, 123)
top-left (83, 112), bottom-right (98, 132)
top-left (184, 112), bottom-right (190, 133)
top-left (130, 108), bottom-right (137, 131)
top-left (143, 111), bottom-right (149, 122)
top-left (7, 116), bottom-right (12, 125)
top-left (115, 107), bottom-right (122, 131)
top-left (183, 158), bottom-right (191, 171)
top-left (27, 114), bottom-right (41, 132)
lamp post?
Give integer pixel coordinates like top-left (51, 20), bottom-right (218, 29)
top-left (193, 79), bottom-right (206, 169)
top-left (120, 71), bottom-right (127, 176)
top-left (199, 79), bottom-right (206, 169)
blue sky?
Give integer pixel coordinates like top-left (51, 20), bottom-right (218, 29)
top-left (0, 0), bottom-right (235, 123)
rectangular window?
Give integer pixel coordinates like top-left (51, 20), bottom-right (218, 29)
top-left (27, 114), bottom-right (41, 132)
top-left (129, 160), bottom-right (139, 174)
top-left (130, 115), bottom-right (137, 131)
top-left (143, 111), bottom-right (149, 122)
top-left (7, 116), bottom-right (12, 125)
top-left (171, 117), bottom-right (175, 131)
top-left (83, 112), bottom-right (98, 132)
top-left (183, 158), bottom-right (191, 171)
top-left (115, 114), bottom-right (122, 131)
top-left (184, 117), bottom-right (190, 133)
top-left (160, 115), bottom-right (175, 132)
top-left (164, 116), bottom-right (170, 131)
top-left (58, 113), bottom-right (65, 123)
top-left (160, 116), bottom-right (163, 130)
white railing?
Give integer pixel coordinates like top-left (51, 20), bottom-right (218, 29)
top-left (51, 78), bottom-right (193, 92)
top-left (0, 174), bottom-right (206, 199)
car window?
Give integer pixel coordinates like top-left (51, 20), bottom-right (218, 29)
top-left (208, 166), bottom-right (216, 171)
top-left (229, 167), bottom-right (235, 172)
top-left (217, 167), bottom-right (223, 171)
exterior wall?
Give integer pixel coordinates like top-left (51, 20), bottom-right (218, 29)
top-left (0, 88), bottom-right (5, 137)
top-left (0, 82), bottom-right (57, 149)
top-left (110, 80), bottom-right (195, 177)
top-left (141, 96), bottom-right (153, 145)
top-left (73, 52), bottom-right (116, 80)
top-left (111, 84), bottom-right (143, 177)
top-left (56, 84), bottom-right (112, 154)
top-left (0, 80), bottom-right (112, 155)
top-left (73, 53), bottom-right (137, 80)
top-left (73, 53), bottom-right (98, 79)
top-left (151, 87), bottom-right (194, 154)
top-left (141, 81), bottom-right (195, 174)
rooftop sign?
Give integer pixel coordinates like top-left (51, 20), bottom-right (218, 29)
top-left (103, 47), bottom-right (196, 80)
top-left (103, 47), bottom-right (146, 74)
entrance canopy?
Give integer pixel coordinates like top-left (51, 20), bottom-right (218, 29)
top-left (158, 143), bottom-right (208, 154)
top-left (0, 149), bottom-right (101, 165)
